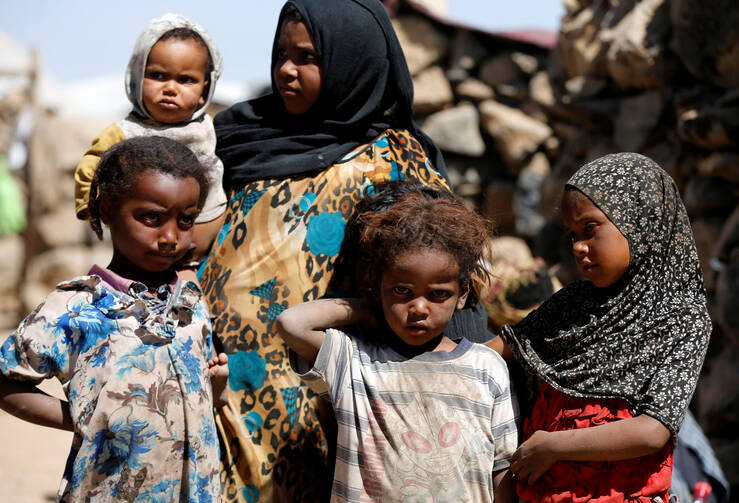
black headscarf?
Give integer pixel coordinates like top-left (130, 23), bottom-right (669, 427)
top-left (215, 0), bottom-right (448, 191)
top-left (501, 153), bottom-right (711, 436)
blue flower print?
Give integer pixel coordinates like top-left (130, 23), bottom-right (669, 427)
top-left (305, 212), bottom-right (346, 257)
top-left (115, 345), bottom-right (156, 378)
top-left (91, 418), bottom-right (155, 476)
top-left (170, 336), bottom-right (203, 393)
top-left (55, 294), bottom-right (118, 357)
top-left (228, 351), bottom-right (267, 392)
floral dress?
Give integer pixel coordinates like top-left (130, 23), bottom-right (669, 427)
top-left (198, 128), bottom-right (448, 502)
top-left (0, 266), bottom-right (221, 502)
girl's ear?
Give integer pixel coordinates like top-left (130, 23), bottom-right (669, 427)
top-left (456, 284), bottom-right (470, 310)
top-left (98, 199), bottom-right (113, 225)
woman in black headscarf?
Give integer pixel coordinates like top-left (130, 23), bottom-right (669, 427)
top-left (498, 153), bottom-right (711, 502)
top-left (198, 1), bottom-right (448, 500)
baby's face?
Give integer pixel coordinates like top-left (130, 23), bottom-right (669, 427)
top-left (142, 37), bottom-right (209, 123)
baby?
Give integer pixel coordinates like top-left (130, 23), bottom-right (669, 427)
top-left (74, 13), bottom-right (227, 263)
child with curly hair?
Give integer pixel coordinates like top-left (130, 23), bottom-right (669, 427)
top-left (276, 191), bottom-right (519, 502)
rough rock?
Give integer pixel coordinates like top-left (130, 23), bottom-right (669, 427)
top-left (671, 0), bottom-right (739, 88)
top-left (564, 75), bottom-right (607, 99)
top-left (529, 71), bottom-right (556, 107)
top-left (698, 152), bottom-right (739, 184)
top-left (479, 53), bottom-right (522, 88)
top-left (514, 152), bottom-right (550, 238)
top-left (557, 2), bottom-right (610, 78)
top-left (481, 182), bottom-right (516, 235)
top-left (511, 52), bottom-right (540, 76)
top-left (420, 103), bottom-right (485, 157)
top-left (601, 0), bottom-right (676, 89)
top-left (455, 79), bottom-right (494, 102)
top-left (683, 176), bottom-right (739, 217)
top-left (447, 30), bottom-right (487, 82)
top-left (34, 206), bottom-right (89, 250)
top-left (392, 15), bottom-right (448, 75)
top-left (697, 339), bottom-right (739, 433)
top-left (412, 65), bottom-right (454, 115)
top-left (479, 100), bottom-right (552, 169)
top-left (716, 262), bottom-right (739, 342)
top-left (677, 93), bottom-right (739, 150)
top-left (614, 89), bottom-right (665, 151)
top-left (690, 217), bottom-right (724, 291)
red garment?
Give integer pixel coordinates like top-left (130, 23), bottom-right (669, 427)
top-left (517, 383), bottom-right (673, 503)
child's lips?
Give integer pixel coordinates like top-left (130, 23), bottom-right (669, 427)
top-left (279, 86), bottom-right (300, 96)
top-left (158, 99), bottom-right (179, 110)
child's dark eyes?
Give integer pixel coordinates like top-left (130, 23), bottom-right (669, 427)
top-left (178, 215), bottom-right (196, 228)
top-left (430, 290), bottom-right (451, 300)
top-left (146, 71), bottom-right (166, 81)
top-left (392, 286), bottom-right (410, 295)
top-left (301, 51), bottom-right (319, 64)
top-left (140, 213), bottom-right (161, 225)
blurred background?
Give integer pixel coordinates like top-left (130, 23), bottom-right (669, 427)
top-left (1, 0), bottom-right (737, 501)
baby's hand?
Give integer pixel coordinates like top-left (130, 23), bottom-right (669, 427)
top-left (510, 430), bottom-right (558, 485)
top-left (207, 353), bottom-right (229, 408)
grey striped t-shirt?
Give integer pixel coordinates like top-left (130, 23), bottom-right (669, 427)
top-left (293, 330), bottom-right (520, 502)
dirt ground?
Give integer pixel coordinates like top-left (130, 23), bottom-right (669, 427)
top-left (0, 334), bottom-right (72, 502)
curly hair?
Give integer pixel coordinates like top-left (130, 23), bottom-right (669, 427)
top-left (358, 190), bottom-right (493, 298)
top-left (88, 136), bottom-right (208, 240)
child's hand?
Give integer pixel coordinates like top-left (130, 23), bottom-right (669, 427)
top-left (207, 353), bottom-right (229, 408)
top-left (510, 430), bottom-right (559, 485)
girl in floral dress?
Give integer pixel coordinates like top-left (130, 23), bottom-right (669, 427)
top-left (0, 136), bottom-right (228, 502)
top-left (492, 153), bottom-right (711, 502)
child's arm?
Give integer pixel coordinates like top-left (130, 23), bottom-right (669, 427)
top-left (485, 335), bottom-right (513, 360)
top-left (206, 352), bottom-right (229, 408)
top-left (275, 298), bottom-right (372, 366)
top-left (493, 469), bottom-right (515, 503)
top-left (511, 413), bottom-right (670, 485)
top-left (0, 374), bottom-right (73, 431)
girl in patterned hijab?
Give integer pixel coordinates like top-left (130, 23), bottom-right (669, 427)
top-left (497, 153), bottom-right (711, 502)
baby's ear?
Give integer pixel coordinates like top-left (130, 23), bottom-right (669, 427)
top-left (199, 82), bottom-right (209, 106)
top-left (456, 284), bottom-right (470, 310)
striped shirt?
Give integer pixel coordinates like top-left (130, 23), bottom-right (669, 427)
top-left (293, 329), bottom-right (519, 502)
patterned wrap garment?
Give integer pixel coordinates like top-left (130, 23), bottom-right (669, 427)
top-left (501, 152), bottom-right (712, 501)
top-left (0, 266), bottom-right (221, 502)
top-left (199, 129), bottom-right (447, 502)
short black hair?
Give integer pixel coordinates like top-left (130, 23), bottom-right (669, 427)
top-left (88, 136), bottom-right (208, 240)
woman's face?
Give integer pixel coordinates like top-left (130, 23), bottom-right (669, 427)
top-left (273, 19), bottom-right (322, 115)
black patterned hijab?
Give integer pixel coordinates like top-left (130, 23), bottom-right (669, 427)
top-left (214, 0), bottom-right (447, 191)
top-left (502, 153), bottom-right (711, 435)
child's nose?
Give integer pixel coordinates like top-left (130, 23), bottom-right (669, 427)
top-left (163, 80), bottom-right (178, 94)
top-left (408, 297), bottom-right (429, 316)
top-left (159, 222), bottom-right (178, 249)
top-left (572, 240), bottom-right (587, 257)
top-left (278, 59), bottom-right (299, 79)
